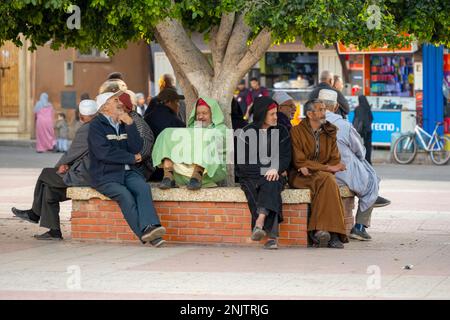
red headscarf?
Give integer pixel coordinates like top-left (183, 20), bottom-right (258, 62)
top-left (267, 103), bottom-right (278, 111)
top-left (119, 93), bottom-right (133, 113)
top-left (196, 98), bottom-right (210, 110)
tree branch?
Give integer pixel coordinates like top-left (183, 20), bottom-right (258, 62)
top-left (154, 18), bottom-right (214, 91)
top-left (210, 12), bottom-right (235, 73)
top-left (221, 13), bottom-right (252, 70)
top-left (236, 28), bottom-right (272, 75)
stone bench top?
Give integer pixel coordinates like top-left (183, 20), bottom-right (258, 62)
top-left (67, 184), bottom-right (354, 204)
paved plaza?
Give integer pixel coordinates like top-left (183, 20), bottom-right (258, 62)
top-left (0, 145), bottom-right (449, 299)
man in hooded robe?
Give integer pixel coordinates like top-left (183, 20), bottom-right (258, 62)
top-left (236, 97), bottom-right (292, 249)
top-left (288, 99), bottom-right (348, 249)
top-left (152, 97), bottom-right (227, 190)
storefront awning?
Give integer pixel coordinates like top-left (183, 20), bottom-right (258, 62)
top-left (337, 41), bottom-right (418, 55)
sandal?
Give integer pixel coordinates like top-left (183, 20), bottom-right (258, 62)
top-left (251, 226), bottom-right (266, 241)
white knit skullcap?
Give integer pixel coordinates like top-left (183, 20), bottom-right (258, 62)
top-left (318, 89), bottom-right (338, 103)
top-left (78, 99), bottom-right (98, 116)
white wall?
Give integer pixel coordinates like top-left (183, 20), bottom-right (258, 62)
top-left (318, 50), bottom-right (343, 78)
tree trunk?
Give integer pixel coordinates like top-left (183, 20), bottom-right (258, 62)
top-left (334, 43), bottom-right (350, 83)
top-left (154, 16), bottom-right (272, 186)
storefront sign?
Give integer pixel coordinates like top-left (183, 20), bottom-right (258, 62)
top-left (348, 110), bottom-right (401, 145)
top-left (337, 42), bottom-right (418, 55)
top-left (345, 96), bottom-right (416, 111)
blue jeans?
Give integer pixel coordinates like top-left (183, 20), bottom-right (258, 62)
top-left (96, 170), bottom-right (160, 238)
top-left (57, 138), bottom-right (68, 152)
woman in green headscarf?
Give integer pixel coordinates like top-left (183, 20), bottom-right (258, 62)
top-left (152, 97), bottom-right (228, 190)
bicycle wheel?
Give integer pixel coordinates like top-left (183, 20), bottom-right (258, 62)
top-left (393, 135), bottom-right (417, 164)
top-left (430, 135), bottom-right (450, 165)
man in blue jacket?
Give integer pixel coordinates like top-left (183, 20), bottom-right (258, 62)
top-left (89, 91), bottom-right (166, 245)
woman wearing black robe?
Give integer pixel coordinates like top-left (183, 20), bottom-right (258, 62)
top-left (353, 95), bottom-right (374, 164)
top-left (235, 96), bottom-right (291, 249)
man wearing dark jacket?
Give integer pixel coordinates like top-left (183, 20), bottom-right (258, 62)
top-left (144, 87), bottom-right (186, 139)
top-left (309, 70), bottom-right (350, 118)
top-left (11, 100), bottom-right (97, 240)
top-left (236, 96), bottom-right (292, 250)
top-left (89, 91), bottom-right (165, 244)
top-left (144, 87), bottom-right (186, 182)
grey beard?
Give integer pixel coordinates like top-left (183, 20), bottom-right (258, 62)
top-left (194, 121), bottom-right (209, 128)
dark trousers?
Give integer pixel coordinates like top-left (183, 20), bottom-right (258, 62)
top-left (240, 176), bottom-right (284, 238)
top-left (32, 168), bottom-right (68, 230)
top-left (96, 170), bottom-right (160, 238)
top-left (362, 131), bottom-right (373, 165)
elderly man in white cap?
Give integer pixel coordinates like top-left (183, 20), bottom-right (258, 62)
top-left (11, 99), bottom-right (98, 240)
top-left (88, 91), bottom-right (166, 246)
top-left (320, 89), bottom-right (391, 241)
top-left (272, 91), bottom-right (297, 130)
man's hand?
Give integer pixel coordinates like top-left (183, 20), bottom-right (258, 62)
top-left (134, 153), bottom-right (142, 163)
top-left (243, 103), bottom-right (253, 120)
top-left (298, 167), bottom-right (311, 176)
top-left (118, 113), bottom-right (133, 125)
top-left (264, 168), bottom-right (279, 181)
top-left (327, 163), bottom-right (346, 173)
top-left (57, 164), bottom-right (69, 174)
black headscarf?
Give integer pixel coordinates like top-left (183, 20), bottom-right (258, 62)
top-left (252, 96), bottom-right (278, 129)
top-left (354, 95), bottom-right (374, 134)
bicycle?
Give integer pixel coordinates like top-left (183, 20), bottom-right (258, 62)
top-left (393, 117), bottom-right (450, 165)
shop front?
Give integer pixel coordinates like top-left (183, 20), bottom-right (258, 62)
top-left (264, 51), bottom-right (318, 118)
top-left (260, 43), bottom-right (343, 120)
top-left (337, 43), bottom-right (419, 146)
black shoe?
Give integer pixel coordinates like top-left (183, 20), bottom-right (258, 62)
top-left (350, 226), bottom-right (372, 241)
top-left (186, 177), bottom-right (202, 190)
top-left (373, 196), bottom-right (391, 208)
top-left (314, 230), bottom-right (331, 248)
top-left (141, 225), bottom-right (166, 243)
top-left (34, 230), bottom-right (63, 240)
top-left (328, 233), bottom-right (344, 249)
top-left (11, 207), bottom-right (39, 224)
top-left (150, 237), bottom-right (166, 248)
top-left (263, 239), bottom-right (278, 250)
top-left (159, 177), bottom-right (176, 190)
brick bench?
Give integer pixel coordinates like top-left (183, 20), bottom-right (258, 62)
top-left (67, 185), bottom-right (355, 247)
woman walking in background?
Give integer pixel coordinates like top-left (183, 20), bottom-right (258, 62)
top-left (34, 93), bottom-right (56, 153)
top-left (353, 95), bottom-right (374, 164)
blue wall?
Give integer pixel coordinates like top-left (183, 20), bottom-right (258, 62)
top-left (423, 44), bottom-right (444, 135)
